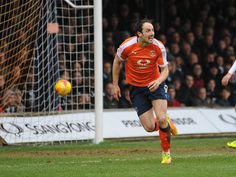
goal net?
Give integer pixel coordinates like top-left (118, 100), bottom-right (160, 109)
top-left (0, 0), bottom-right (99, 145)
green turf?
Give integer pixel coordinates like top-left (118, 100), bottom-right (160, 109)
top-left (0, 137), bottom-right (236, 177)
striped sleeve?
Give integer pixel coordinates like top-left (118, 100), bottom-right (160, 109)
top-left (153, 39), bottom-right (168, 67)
top-left (116, 37), bottom-right (137, 61)
top-left (228, 61), bottom-right (236, 74)
top-left (116, 44), bottom-right (126, 61)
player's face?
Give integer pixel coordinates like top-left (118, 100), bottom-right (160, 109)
top-left (140, 22), bottom-right (154, 44)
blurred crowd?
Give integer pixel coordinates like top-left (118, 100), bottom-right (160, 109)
top-left (102, 0), bottom-right (236, 109)
top-left (0, 0), bottom-right (97, 113)
top-left (0, 0), bottom-right (236, 113)
top-left (0, 0), bottom-right (41, 113)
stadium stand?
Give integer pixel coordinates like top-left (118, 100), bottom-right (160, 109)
top-left (102, 0), bottom-right (236, 108)
top-left (0, 0), bottom-right (235, 112)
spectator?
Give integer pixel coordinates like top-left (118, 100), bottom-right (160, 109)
top-left (158, 34), bottom-right (168, 46)
top-left (192, 63), bottom-right (205, 89)
top-left (0, 74), bottom-right (5, 90)
top-left (12, 66), bottom-right (21, 84)
top-left (185, 52), bottom-right (199, 74)
top-left (169, 43), bottom-right (181, 57)
top-left (226, 46), bottom-right (235, 58)
top-left (103, 30), bottom-right (114, 44)
top-left (215, 87), bottom-right (232, 107)
top-left (77, 54), bottom-right (93, 77)
top-left (181, 19), bottom-right (192, 34)
top-left (185, 31), bottom-right (196, 48)
top-left (78, 93), bottom-right (93, 109)
top-left (154, 21), bottom-right (162, 34)
top-left (215, 55), bottom-right (225, 75)
top-left (206, 79), bottom-right (218, 106)
top-left (113, 31), bottom-right (131, 47)
top-left (118, 4), bottom-right (130, 31)
top-left (60, 70), bottom-right (70, 81)
top-left (206, 63), bottom-right (222, 87)
top-left (73, 61), bottom-right (83, 73)
top-left (172, 77), bottom-right (183, 102)
top-left (178, 74), bottom-right (196, 106)
top-left (104, 82), bottom-right (118, 109)
top-left (170, 31), bottom-right (181, 44)
top-left (103, 41), bottom-right (116, 63)
top-left (203, 34), bottom-right (218, 60)
top-left (59, 54), bottom-right (67, 70)
top-left (166, 60), bottom-right (183, 85)
top-left (119, 85), bottom-right (132, 108)
top-left (14, 88), bottom-right (25, 113)
top-left (102, 17), bottom-right (109, 32)
top-left (72, 71), bottom-right (84, 97)
top-left (217, 40), bottom-right (227, 58)
top-left (193, 22), bottom-right (204, 48)
top-left (85, 76), bottom-right (95, 106)
top-left (24, 71), bottom-right (36, 112)
top-left (65, 42), bottom-right (76, 62)
top-left (103, 61), bottom-right (112, 85)
top-left (107, 14), bottom-right (119, 32)
top-left (3, 89), bottom-right (17, 113)
top-left (202, 52), bottom-right (216, 74)
top-left (175, 56), bottom-right (186, 77)
top-left (192, 87), bottom-right (210, 107)
top-left (167, 85), bottom-right (183, 107)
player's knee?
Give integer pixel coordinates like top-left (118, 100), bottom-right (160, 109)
top-left (158, 116), bottom-right (168, 127)
top-left (143, 124), bottom-right (155, 132)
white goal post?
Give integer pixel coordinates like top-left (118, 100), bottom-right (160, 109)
top-left (93, 0), bottom-right (103, 144)
top-left (64, 0), bottom-right (94, 9)
top-left (52, 0), bottom-right (104, 144)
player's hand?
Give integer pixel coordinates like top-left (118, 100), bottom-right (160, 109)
top-left (148, 80), bottom-right (161, 92)
top-left (221, 73), bottom-right (232, 86)
top-left (113, 84), bottom-right (121, 101)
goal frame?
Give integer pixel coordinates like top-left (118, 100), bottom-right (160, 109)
top-left (63, 0), bottom-right (103, 144)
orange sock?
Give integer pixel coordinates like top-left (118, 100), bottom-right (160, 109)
top-left (159, 127), bottom-right (171, 152)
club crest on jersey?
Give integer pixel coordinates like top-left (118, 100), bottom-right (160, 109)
top-left (137, 59), bottom-right (151, 69)
top-left (150, 50), bottom-right (156, 57)
top-left (132, 51), bottom-right (137, 55)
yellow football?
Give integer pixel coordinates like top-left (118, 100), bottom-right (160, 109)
top-left (55, 79), bottom-right (72, 96)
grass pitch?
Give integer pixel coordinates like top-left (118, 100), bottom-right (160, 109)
top-left (0, 137), bottom-right (236, 177)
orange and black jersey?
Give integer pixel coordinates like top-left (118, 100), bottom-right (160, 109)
top-left (116, 36), bottom-right (168, 87)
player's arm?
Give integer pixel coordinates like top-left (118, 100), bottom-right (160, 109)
top-left (112, 54), bottom-right (122, 101)
top-left (158, 65), bottom-right (169, 83)
top-left (222, 61), bottom-right (236, 86)
top-left (148, 39), bottom-right (169, 92)
top-left (148, 65), bottom-right (169, 92)
top-left (222, 73), bottom-right (233, 86)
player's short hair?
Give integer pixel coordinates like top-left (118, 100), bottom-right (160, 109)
top-left (135, 18), bottom-right (153, 35)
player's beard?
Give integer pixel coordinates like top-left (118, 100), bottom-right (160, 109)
top-left (148, 37), bottom-right (153, 43)
top-left (145, 36), bottom-right (153, 44)
top-left (141, 36), bottom-right (152, 45)
top-left (138, 35), bottom-right (153, 46)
